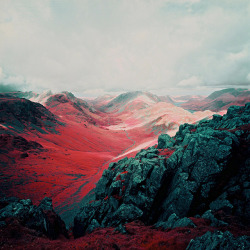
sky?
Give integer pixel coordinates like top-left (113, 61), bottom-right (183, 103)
top-left (0, 0), bottom-right (250, 97)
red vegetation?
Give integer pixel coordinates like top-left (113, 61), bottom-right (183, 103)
top-left (1, 216), bottom-right (249, 250)
top-left (116, 171), bottom-right (129, 181)
top-left (217, 123), bottom-right (250, 133)
top-left (158, 148), bottom-right (175, 158)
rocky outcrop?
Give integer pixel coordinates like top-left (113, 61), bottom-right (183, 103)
top-left (186, 231), bottom-right (250, 250)
top-left (0, 197), bottom-right (67, 239)
top-left (73, 103), bottom-right (250, 239)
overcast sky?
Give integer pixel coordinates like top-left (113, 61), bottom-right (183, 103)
top-left (0, 0), bottom-right (250, 96)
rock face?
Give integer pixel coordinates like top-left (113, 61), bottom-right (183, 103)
top-left (73, 103), bottom-right (250, 240)
top-left (0, 197), bottom-right (67, 239)
top-left (186, 231), bottom-right (250, 250)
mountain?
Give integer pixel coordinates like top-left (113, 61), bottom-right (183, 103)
top-left (181, 88), bottom-right (250, 111)
top-left (44, 91), bottom-right (100, 124)
top-left (0, 94), bottom-right (142, 227)
top-left (72, 102), bottom-right (250, 248)
top-left (0, 95), bottom-right (61, 134)
top-left (158, 95), bottom-right (174, 104)
top-left (90, 94), bottom-right (117, 110)
top-left (29, 90), bottom-right (53, 105)
top-left (1, 103), bottom-right (249, 249)
top-left (99, 91), bottom-right (169, 113)
top-left (0, 91), bottom-right (224, 217)
top-left (107, 100), bottom-right (219, 135)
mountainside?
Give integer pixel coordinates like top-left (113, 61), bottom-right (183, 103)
top-left (30, 90), bottom-right (53, 105)
top-left (1, 102), bottom-right (249, 249)
top-left (100, 91), bottom-right (171, 113)
top-left (0, 96), bottom-right (61, 134)
top-left (0, 94), bottom-right (144, 227)
top-left (181, 88), bottom-right (250, 111)
top-left (44, 91), bottom-right (100, 125)
top-left (1, 88), bottom-right (250, 248)
top-left (107, 101), bottom-right (221, 137)
top-left (72, 103), bottom-right (250, 248)
top-left (0, 102), bottom-right (249, 249)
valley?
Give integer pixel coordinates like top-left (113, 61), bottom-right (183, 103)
top-left (0, 88), bottom-right (249, 228)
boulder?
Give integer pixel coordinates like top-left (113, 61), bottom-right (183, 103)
top-left (73, 103), bottom-right (250, 240)
top-left (0, 197), bottom-right (67, 239)
top-left (187, 231), bottom-right (250, 250)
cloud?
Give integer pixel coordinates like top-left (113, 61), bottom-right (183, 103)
top-left (178, 76), bottom-right (202, 87)
top-left (0, 0), bottom-right (249, 95)
top-left (0, 67), bottom-right (27, 92)
top-left (247, 73), bottom-right (250, 82)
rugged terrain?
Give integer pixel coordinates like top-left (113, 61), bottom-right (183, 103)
top-left (0, 90), bottom-right (219, 225)
top-left (0, 102), bottom-right (249, 249)
top-left (0, 88), bottom-right (249, 248)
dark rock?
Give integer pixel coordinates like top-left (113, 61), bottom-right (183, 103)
top-left (0, 197), bottom-right (67, 239)
top-left (73, 200), bottom-right (102, 238)
top-left (209, 193), bottom-right (233, 214)
top-left (109, 204), bottom-right (143, 226)
top-left (86, 219), bottom-right (100, 234)
top-left (0, 197), bottom-right (19, 209)
top-left (201, 210), bottom-right (228, 227)
top-left (155, 213), bottom-right (195, 230)
top-left (187, 231), bottom-right (250, 250)
top-left (73, 103), bottom-right (250, 239)
top-left (158, 134), bottom-right (175, 149)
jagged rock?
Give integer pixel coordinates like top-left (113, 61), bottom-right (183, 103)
top-left (0, 197), bottom-right (67, 239)
top-left (86, 219), bottom-right (100, 234)
top-left (155, 213), bottom-right (195, 230)
top-left (109, 204), bottom-right (143, 226)
top-left (201, 210), bottom-right (228, 227)
top-left (73, 200), bottom-right (102, 238)
top-left (73, 103), bottom-right (250, 238)
top-left (209, 193), bottom-right (233, 213)
top-left (186, 231), bottom-right (250, 250)
top-left (158, 134), bottom-right (175, 149)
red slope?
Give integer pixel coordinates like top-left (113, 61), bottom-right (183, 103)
top-left (1, 120), bottom-right (135, 215)
top-left (0, 92), bottom-right (225, 226)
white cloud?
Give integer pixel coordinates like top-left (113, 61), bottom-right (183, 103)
top-left (0, 0), bottom-right (249, 95)
top-left (247, 73), bottom-right (250, 82)
top-left (178, 76), bottom-right (202, 87)
top-left (228, 49), bottom-right (248, 61)
top-left (0, 67), bottom-right (3, 80)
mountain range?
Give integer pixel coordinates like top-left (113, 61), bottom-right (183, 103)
top-left (0, 88), bottom-right (249, 249)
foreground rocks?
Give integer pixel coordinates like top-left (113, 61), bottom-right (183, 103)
top-left (73, 103), bottom-right (250, 248)
top-left (187, 231), bottom-right (250, 250)
top-left (0, 197), bottom-right (68, 239)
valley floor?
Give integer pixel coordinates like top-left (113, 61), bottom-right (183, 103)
top-left (0, 118), bottom-right (157, 226)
